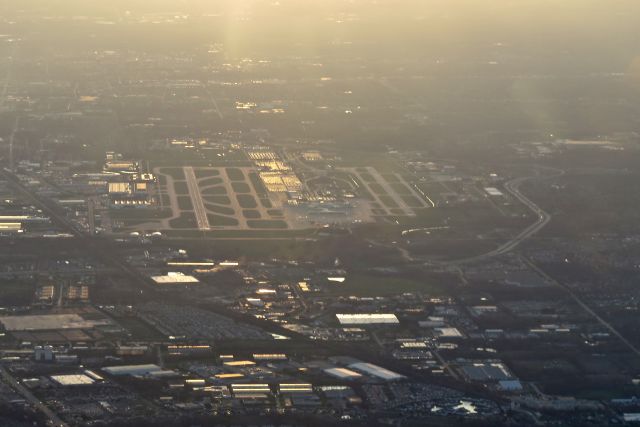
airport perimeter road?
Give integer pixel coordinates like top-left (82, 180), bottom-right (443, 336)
top-left (183, 166), bottom-right (211, 230)
top-left (432, 167), bottom-right (563, 266)
top-left (0, 365), bottom-right (69, 427)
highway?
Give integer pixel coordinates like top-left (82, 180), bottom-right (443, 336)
top-left (523, 257), bottom-right (640, 360)
top-left (183, 166), bottom-right (211, 230)
top-left (0, 365), bottom-right (69, 427)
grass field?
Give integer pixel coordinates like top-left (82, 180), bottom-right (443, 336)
top-left (205, 204), bottom-right (236, 215)
top-left (247, 219), bottom-right (288, 229)
top-left (323, 273), bottom-right (447, 297)
top-left (237, 194), bottom-right (258, 209)
top-left (226, 168), bottom-right (245, 181)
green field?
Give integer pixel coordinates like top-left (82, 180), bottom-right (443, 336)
top-left (208, 214), bottom-right (240, 227)
top-left (199, 177), bottom-right (224, 187)
top-left (205, 204), bottom-right (236, 215)
top-left (260, 198), bottom-right (272, 208)
top-left (242, 209), bottom-right (261, 219)
top-left (226, 168), bottom-right (245, 181)
top-left (160, 167), bottom-right (185, 180)
top-left (237, 194), bottom-right (258, 209)
top-left (202, 195), bottom-right (231, 205)
top-left (324, 273), bottom-right (447, 297)
top-left (201, 186), bottom-right (228, 195)
top-left (177, 196), bottom-right (194, 210)
top-left (169, 212), bottom-right (197, 228)
top-left (247, 219), bottom-right (288, 229)
top-left (194, 169), bottom-right (221, 179)
top-left (231, 182), bottom-right (251, 193)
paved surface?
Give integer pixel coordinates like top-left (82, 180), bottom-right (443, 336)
top-left (184, 166), bottom-right (211, 230)
top-left (524, 257), bottom-right (640, 360)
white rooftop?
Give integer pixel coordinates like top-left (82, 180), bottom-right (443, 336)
top-left (102, 364), bottom-right (166, 376)
top-left (151, 272), bottom-right (200, 284)
top-left (324, 367), bottom-right (363, 380)
top-left (434, 327), bottom-right (464, 338)
top-left (336, 314), bottom-right (399, 325)
top-left (348, 362), bottom-right (405, 381)
top-left (51, 374), bottom-right (95, 386)
top-left (484, 187), bottom-right (504, 196)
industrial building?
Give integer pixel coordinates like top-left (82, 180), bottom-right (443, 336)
top-left (348, 363), bottom-right (405, 381)
top-left (150, 272), bottom-right (200, 285)
top-left (336, 313), bottom-right (400, 325)
top-left (324, 367), bottom-right (363, 380)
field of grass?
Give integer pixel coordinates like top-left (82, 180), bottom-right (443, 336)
top-left (400, 194), bottom-right (423, 207)
top-left (159, 167), bottom-right (185, 180)
top-left (169, 212), bottom-right (197, 228)
top-left (109, 208), bottom-right (172, 220)
top-left (201, 186), bottom-right (228, 195)
top-left (173, 181), bottom-right (189, 195)
top-left (324, 273), bottom-right (446, 297)
top-left (242, 209), bottom-right (261, 219)
top-left (249, 172), bottom-right (268, 196)
top-left (237, 194), bottom-right (258, 209)
top-left (368, 182), bottom-right (387, 195)
top-left (162, 229), bottom-right (313, 241)
top-left (226, 168), bottom-right (245, 181)
top-left (199, 177), bottom-right (223, 187)
top-left (205, 204), bottom-right (235, 216)
top-left (202, 195), bottom-right (231, 205)
top-left (231, 182), bottom-right (251, 193)
top-left (260, 198), bottom-right (272, 208)
top-left (177, 196), bottom-right (193, 210)
top-left (194, 169), bottom-right (221, 179)
top-left (0, 280), bottom-right (34, 305)
top-left (378, 195), bottom-right (399, 208)
top-left (247, 219), bottom-right (288, 229)
top-left (390, 182), bottom-right (412, 194)
top-left (208, 214), bottom-right (240, 227)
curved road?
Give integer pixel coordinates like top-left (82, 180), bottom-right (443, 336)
top-left (427, 167), bottom-right (563, 266)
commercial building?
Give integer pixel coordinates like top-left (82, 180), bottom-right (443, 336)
top-left (102, 364), bottom-right (174, 377)
top-left (324, 367), bottom-right (363, 380)
top-left (150, 272), bottom-right (200, 285)
top-left (347, 363), bottom-right (405, 381)
top-left (336, 314), bottom-right (399, 325)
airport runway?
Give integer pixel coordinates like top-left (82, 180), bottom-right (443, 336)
top-left (184, 166), bottom-right (211, 230)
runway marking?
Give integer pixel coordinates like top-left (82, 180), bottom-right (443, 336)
top-left (184, 166), bottom-right (211, 230)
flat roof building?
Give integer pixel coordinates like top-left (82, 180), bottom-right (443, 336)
top-left (348, 362), bottom-right (405, 381)
top-left (102, 364), bottom-right (172, 377)
top-left (51, 374), bottom-right (95, 386)
top-left (150, 272), bottom-right (200, 285)
top-left (336, 314), bottom-right (399, 325)
top-left (324, 367), bottom-right (363, 380)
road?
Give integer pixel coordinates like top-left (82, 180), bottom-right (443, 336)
top-left (1, 168), bottom-right (491, 399)
top-left (523, 257), bottom-right (640, 360)
top-left (430, 167), bottom-right (563, 266)
top-left (0, 365), bottom-right (69, 427)
top-left (4, 164), bottom-right (511, 398)
top-left (183, 166), bottom-right (211, 230)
